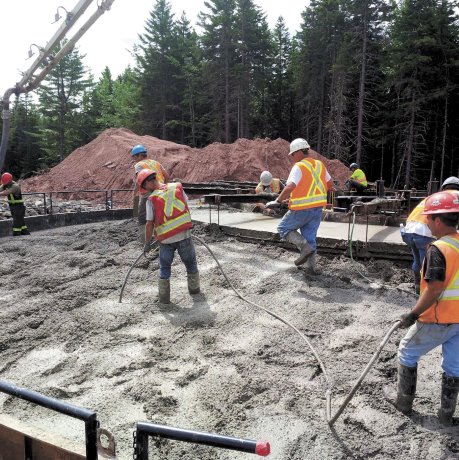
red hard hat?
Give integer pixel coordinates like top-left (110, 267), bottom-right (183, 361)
top-left (1, 172), bottom-right (13, 185)
top-left (137, 169), bottom-right (156, 194)
top-left (421, 191), bottom-right (459, 215)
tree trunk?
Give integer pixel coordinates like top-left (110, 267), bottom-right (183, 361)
top-left (356, 14), bottom-right (368, 165)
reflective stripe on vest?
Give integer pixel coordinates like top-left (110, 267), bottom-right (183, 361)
top-left (289, 159), bottom-right (327, 210)
top-left (419, 233), bottom-right (459, 323)
top-left (8, 192), bottom-right (24, 205)
top-left (150, 184), bottom-right (192, 240)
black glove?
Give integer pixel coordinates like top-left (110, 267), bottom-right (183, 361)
top-left (399, 311), bottom-right (419, 329)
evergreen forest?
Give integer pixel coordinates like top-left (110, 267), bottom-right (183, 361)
top-left (3, 0), bottom-right (459, 189)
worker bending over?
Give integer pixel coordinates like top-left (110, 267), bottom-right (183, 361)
top-left (131, 144), bottom-right (170, 243)
top-left (253, 170), bottom-right (284, 215)
top-left (266, 138), bottom-right (334, 273)
top-left (138, 170), bottom-right (199, 304)
top-left (401, 176), bottom-right (459, 293)
top-left (345, 163), bottom-right (367, 193)
top-left (386, 190), bottom-right (459, 425)
top-left (0, 172), bottom-right (30, 236)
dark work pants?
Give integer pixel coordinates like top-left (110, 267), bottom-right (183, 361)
top-left (138, 195), bottom-right (148, 226)
top-left (10, 204), bottom-right (27, 235)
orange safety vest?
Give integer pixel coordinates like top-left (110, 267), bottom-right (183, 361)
top-left (133, 159), bottom-right (166, 197)
top-left (407, 190), bottom-right (457, 226)
top-left (419, 233), bottom-right (459, 324)
top-left (149, 183), bottom-right (192, 241)
top-left (255, 178), bottom-right (281, 194)
top-left (289, 159), bottom-right (327, 211)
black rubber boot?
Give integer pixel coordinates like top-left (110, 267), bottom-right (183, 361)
top-left (395, 364), bottom-right (417, 414)
top-left (158, 279), bottom-right (170, 304)
top-left (385, 363), bottom-right (417, 414)
top-left (438, 373), bottom-right (459, 426)
top-left (187, 272), bottom-right (200, 295)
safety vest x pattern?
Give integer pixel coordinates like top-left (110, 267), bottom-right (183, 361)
top-left (419, 233), bottom-right (459, 324)
top-left (255, 178), bottom-right (281, 194)
top-left (149, 183), bottom-right (192, 241)
top-left (289, 159), bottom-right (327, 210)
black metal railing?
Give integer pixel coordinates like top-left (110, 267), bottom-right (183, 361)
top-left (0, 380), bottom-right (99, 459)
top-left (134, 422), bottom-right (270, 459)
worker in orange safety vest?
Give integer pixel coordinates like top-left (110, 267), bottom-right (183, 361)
top-left (385, 190), bottom-right (459, 425)
top-left (265, 138), bottom-right (334, 273)
top-left (131, 144), bottom-right (170, 243)
top-left (138, 169), bottom-right (199, 305)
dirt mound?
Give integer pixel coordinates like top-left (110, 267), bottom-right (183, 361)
top-left (23, 128), bottom-right (350, 192)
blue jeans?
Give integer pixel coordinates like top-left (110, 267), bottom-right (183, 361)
top-left (401, 232), bottom-right (434, 274)
top-left (277, 207), bottom-right (322, 250)
top-left (399, 322), bottom-right (459, 377)
top-left (159, 237), bottom-right (198, 280)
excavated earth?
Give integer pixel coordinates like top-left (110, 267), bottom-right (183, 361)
top-left (1, 218), bottom-right (459, 459)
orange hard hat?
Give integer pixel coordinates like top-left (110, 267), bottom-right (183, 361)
top-left (137, 169), bottom-right (156, 194)
top-left (1, 172), bottom-right (13, 185)
top-left (421, 191), bottom-right (459, 215)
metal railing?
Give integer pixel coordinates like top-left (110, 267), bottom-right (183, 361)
top-left (0, 379), bottom-right (99, 459)
top-left (133, 422), bottom-right (270, 459)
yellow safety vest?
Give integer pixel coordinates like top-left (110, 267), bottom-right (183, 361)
top-left (350, 169), bottom-right (367, 187)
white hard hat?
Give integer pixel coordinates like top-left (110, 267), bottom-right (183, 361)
top-left (260, 170), bottom-right (273, 186)
top-left (441, 176), bottom-right (459, 190)
top-left (289, 138), bottom-right (310, 155)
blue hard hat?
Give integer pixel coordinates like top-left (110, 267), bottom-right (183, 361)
top-left (131, 144), bottom-right (147, 156)
top-left (350, 163), bottom-right (359, 169)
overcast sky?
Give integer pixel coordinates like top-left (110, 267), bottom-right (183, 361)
top-left (0, 0), bottom-right (307, 95)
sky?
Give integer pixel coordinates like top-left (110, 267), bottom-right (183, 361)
top-left (0, 0), bottom-right (307, 95)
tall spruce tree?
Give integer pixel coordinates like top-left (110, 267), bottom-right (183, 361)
top-left (37, 43), bottom-right (93, 165)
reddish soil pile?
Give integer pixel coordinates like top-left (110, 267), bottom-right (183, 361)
top-left (23, 128), bottom-right (350, 192)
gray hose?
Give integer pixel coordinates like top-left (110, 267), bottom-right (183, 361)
top-left (118, 242), bottom-right (159, 303)
top-left (327, 321), bottom-right (401, 425)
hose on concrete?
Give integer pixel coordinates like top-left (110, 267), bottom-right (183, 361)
top-left (347, 212), bottom-right (418, 297)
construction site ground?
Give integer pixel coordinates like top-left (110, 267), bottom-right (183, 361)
top-left (1, 216), bottom-right (459, 459)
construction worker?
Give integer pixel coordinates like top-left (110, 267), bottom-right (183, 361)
top-left (401, 176), bottom-right (459, 294)
top-left (345, 163), bottom-right (368, 193)
top-left (131, 144), bottom-right (170, 243)
top-left (0, 172), bottom-right (30, 236)
top-left (385, 190), bottom-right (459, 425)
top-left (253, 170), bottom-right (284, 215)
top-left (266, 138), bottom-right (334, 273)
top-left (138, 169), bottom-right (199, 304)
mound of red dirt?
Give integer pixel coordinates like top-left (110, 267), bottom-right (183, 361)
top-left (23, 128), bottom-right (350, 192)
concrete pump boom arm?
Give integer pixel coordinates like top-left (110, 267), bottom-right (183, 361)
top-left (0, 0), bottom-right (115, 171)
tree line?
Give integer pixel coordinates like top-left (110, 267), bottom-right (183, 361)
top-left (3, 0), bottom-right (459, 189)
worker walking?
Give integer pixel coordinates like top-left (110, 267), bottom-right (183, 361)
top-left (386, 190), bottom-right (459, 425)
top-left (138, 169), bottom-right (199, 304)
top-left (0, 172), bottom-right (30, 237)
top-left (401, 176), bottom-right (459, 294)
top-left (131, 144), bottom-right (170, 243)
top-left (266, 138), bottom-right (334, 273)
top-left (253, 170), bottom-right (284, 215)
top-left (345, 163), bottom-right (368, 193)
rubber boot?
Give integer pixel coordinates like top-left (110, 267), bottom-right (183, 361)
top-left (21, 229), bottom-right (30, 235)
top-left (187, 271), bottom-right (200, 295)
top-left (414, 272), bottom-right (421, 295)
top-left (395, 363), bottom-right (417, 414)
top-left (305, 252), bottom-right (318, 275)
top-left (285, 231), bottom-right (313, 266)
top-left (438, 373), bottom-right (459, 426)
top-left (158, 279), bottom-right (170, 304)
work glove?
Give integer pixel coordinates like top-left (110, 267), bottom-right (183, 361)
top-left (265, 200), bottom-right (280, 209)
top-left (143, 241), bottom-right (154, 254)
top-left (398, 311), bottom-right (419, 329)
